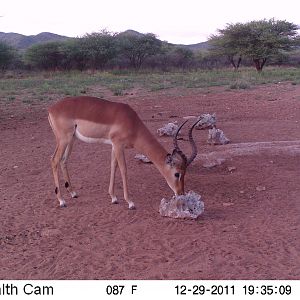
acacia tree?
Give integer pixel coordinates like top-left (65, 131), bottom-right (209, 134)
top-left (246, 20), bottom-right (298, 71)
top-left (25, 42), bottom-right (65, 70)
top-left (172, 47), bottom-right (194, 70)
top-left (117, 33), bottom-right (162, 69)
top-left (209, 23), bottom-right (245, 70)
top-left (80, 30), bottom-right (117, 69)
top-left (209, 19), bottom-right (299, 71)
top-left (58, 39), bottom-right (88, 71)
top-left (0, 42), bottom-right (16, 71)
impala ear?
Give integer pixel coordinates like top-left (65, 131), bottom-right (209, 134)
top-left (166, 150), bottom-right (185, 166)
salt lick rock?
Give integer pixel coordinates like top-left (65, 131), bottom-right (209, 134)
top-left (207, 127), bottom-right (230, 145)
top-left (157, 122), bottom-right (179, 136)
top-left (159, 190), bottom-right (204, 219)
top-left (195, 113), bottom-right (216, 130)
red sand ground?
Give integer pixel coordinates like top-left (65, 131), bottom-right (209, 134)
top-left (0, 83), bottom-right (299, 279)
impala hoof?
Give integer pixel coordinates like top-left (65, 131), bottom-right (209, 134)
top-left (60, 203), bottom-right (67, 208)
top-left (111, 197), bottom-right (118, 204)
top-left (128, 203), bottom-right (136, 210)
top-left (71, 191), bottom-right (78, 198)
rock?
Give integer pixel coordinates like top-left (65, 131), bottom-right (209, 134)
top-left (208, 127), bottom-right (230, 145)
top-left (202, 158), bottom-right (226, 168)
top-left (159, 190), bottom-right (204, 219)
top-left (195, 113), bottom-right (216, 130)
top-left (134, 154), bottom-right (152, 164)
top-left (227, 166), bottom-right (236, 172)
top-left (157, 122), bottom-right (179, 137)
top-left (41, 228), bottom-right (61, 237)
top-left (256, 186), bottom-right (266, 192)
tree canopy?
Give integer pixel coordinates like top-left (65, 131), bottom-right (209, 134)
top-left (117, 33), bottom-right (162, 69)
top-left (0, 41), bottom-right (16, 71)
top-left (24, 41), bottom-right (65, 70)
top-left (3, 20), bottom-right (299, 72)
top-left (209, 19), bottom-right (299, 71)
top-left (80, 30), bottom-right (117, 69)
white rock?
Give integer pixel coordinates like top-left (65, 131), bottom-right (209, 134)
top-left (157, 122), bottom-right (179, 137)
top-left (159, 190), bottom-right (204, 219)
top-left (227, 166), bottom-right (236, 172)
top-left (208, 127), bottom-right (230, 145)
top-left (256, 186), bottom-right (266, 192)
top-left (134, 154), bottom-right (152, 163)
top-left (202, 158), bottom-right (226, 168)
top-left (195, 113), bottom-right (216, 130)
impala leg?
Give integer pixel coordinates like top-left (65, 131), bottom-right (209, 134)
top-left (60, 139), bottom-right (78, 199)
top-left (109, 147), bottom-right (119, 204)
top-left (113, 145), bottom-right (135, 210)
top-left (51, 141), bottom-right (68, 207)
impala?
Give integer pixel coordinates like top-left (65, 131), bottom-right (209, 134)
top-left (48, 96), bottom-right (198, 209)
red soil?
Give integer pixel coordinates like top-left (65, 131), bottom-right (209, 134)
top-left (0, 83), bottom-right (299, 279)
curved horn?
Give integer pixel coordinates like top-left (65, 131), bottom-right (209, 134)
top-left (186, 119), bottom-right (199, 166)
top-left (172, 120), bottom-right (189, 164)
top-left (173, 120), bottom-right (189, 150)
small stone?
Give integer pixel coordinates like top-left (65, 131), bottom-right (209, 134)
top-left (41, 228), bottom-right (61, 237)
top-left (256, 186), bottom-right (266, 192)
top-left (134, 154), bottom-right (152, 164)
top-left (202, 158), bottom-right (226, 168)
top-left (228, 166), bottom-right (236, 172)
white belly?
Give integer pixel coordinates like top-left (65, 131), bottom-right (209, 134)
top-left (75, 128), bottom-right (112, 145)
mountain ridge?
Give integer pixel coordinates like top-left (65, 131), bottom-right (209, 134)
top-left (0, 30), bottom-right (209, 51)
top-left (0, 32), bottom-right (70, 50)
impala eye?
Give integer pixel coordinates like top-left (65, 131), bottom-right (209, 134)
top-left (175, 173), bottom-right (180, 178)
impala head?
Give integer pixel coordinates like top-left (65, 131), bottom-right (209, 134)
top-left (164, 120), bottom-right (198, 195)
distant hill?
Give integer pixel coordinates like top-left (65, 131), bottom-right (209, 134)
top-left (0, 32), bottom-right (70, 50)
top-left (169, 41), bottom-right (210, 52)
top-left (117, 29), bottom-right (145, 38)
top-left (182, 41), bottom-right (210, 51)
top-left (0, 30), bottom-right (209, 51)
top-left (119, 30), bottom-right (210, 51)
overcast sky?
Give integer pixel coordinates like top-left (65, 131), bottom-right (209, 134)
top-left (0, 0), bottom-right (299, 44)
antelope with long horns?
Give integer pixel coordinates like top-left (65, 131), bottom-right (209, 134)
top-left (48, 96), bottom-right (198, 209)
